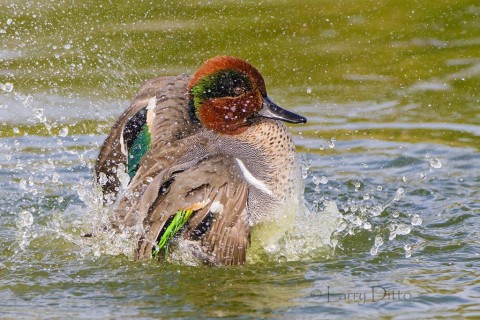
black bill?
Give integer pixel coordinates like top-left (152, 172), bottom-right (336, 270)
top-left (256, 97), bottom-right (307, 124)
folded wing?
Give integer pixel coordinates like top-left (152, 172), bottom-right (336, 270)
top-left (95, 75), bottom-right (199, 201)
top-left (118, 151), bottom-right (250, 265)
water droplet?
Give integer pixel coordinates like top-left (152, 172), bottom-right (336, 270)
top-left (0, 29), bottom-right (5, 34)
top-left (277, 255), bottom-right (287, 263)
top-left (374, 235), bottom-right (383, 246)
top-left (33, 107), bottom-right (46, 122)
top-left (371, 205), bottom-right (383, 217)
top-left (301, 169), bottom-right (308, 179)
top-left (330, 238), bottom-right (338, 248)
top-left (363, 222), bottom-right (371, 230)
top-left (58, 126), bottom-right (69, 137)
top-left (404, 244), bottom-right (412, 258)
top-left (376, 186), bottom-right (383, 191)
top-left (64, 43), bottom-right (72, 50)
top-left (402, 176), bottom-right (407, 182)
top-left (430, 158), bottom-right (442, 169)
top-left (306, 88), bottom-right (312, 94)
top-left (98, 172), bottom-right (108, 186)
top-left (370, 236), bottom-right (384, 256)
top-left (420, 172), bottom-right (427, 180)
top-left (354, 181), bottom-right (361, 188)
top-left (301, 158), bottom-right (311, 179)
top-left (117, 164), bottom-right (131, 188)
top-left (16, 210), bottom-right (34, 228)
top-left (336, 221), bottom-right (347, 233)
top-left (347, 214), bottom-right (363, 226)
top-left (411, 214), bottom-right (422, 226)
top-left (52, 172), bottom-right (59, 183)
top-left (13, 127), bottom-right (19, 134)
top-left (313, 175), bottom-right (328, 185)
top-left (327, 138), bottom-right (335, 148)
top-left (394, 188), bottom-right (405, 201)
top-left (18, 179), bottom-right (26, 190)
top-left (389, 231), bottom-right (397, 241)
top-left (395, 224), bottom-right (411, 235)
top-left (392, 210), bottom-right (399, 218)
top-left (363, 193), bottom-right (370, 200)
top-left (1, 83), bottom-right (14, 92)
top-left (6, 19), bottom-right (12, 25)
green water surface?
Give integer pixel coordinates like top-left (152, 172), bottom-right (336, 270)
top-left (1, 0), bottom-right (479, 319)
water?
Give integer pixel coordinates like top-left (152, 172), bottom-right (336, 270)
top-left (1, 0), bottom-right (480, 318)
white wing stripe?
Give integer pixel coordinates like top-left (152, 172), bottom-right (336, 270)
top-left (235, 158), bottom-right (273, 196)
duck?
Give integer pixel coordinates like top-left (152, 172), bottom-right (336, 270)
top-left (95, 56), bottom-right (307, 265)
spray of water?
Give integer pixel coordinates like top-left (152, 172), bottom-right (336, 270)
top-left (7, 92), bottom-right (424, 265)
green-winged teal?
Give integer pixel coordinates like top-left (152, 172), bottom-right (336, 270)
top-left (95, 56), bottom-right (307, 265)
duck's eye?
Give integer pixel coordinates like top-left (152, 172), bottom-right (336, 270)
top-left (233, 86), bottom-right (246, 96)
top-left (193, 70), bottom-right (252, 101)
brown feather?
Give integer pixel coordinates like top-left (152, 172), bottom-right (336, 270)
top-left (95, 74), bottom-right (200, 202)
top-left (130, 152), bottom-right (250, 265)
top-left (188, 56), bottom-right (267, 96)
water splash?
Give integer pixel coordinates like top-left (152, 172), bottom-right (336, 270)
top-left (312, 175), bottom-right (328, 193)
top-left (404, 244), bottom-right (412, 258)
top-left (411, 214), bottom-right (422, 226)
top-left (429, 158), bottom-right (442, 169)
top-left (58, 126), bottom-right (69, 137)
top-left (71, 176), bottom-right (139, 259)
top-left (370, 235), bottom-right (384, 256)
top-left (245, 157), bottom-right (344, 264)
top-left (426, 153), bottom-right (443, 169)
top-left (300, 154), bottom-right (312, 179)
top-left (317, 179), bottom-right (421, 258)
top-left (1, 82), bottom-right (14, 92)
top-left (327, 138), bottom-right (335, 148)
top-left (15, 210), bottom-right (34, 250)
top-left (18, 131), bottom-right (421, 266)
top-left (389, 223), bottom-right (411, 241)
top-left (247, 199), bottom-right (343, 263)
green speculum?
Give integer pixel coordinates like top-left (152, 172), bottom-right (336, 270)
top-left (127, 124), bottom-right (151, 178)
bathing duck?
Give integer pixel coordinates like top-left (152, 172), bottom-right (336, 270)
top-left (95, 56), bottom-right (306, 265)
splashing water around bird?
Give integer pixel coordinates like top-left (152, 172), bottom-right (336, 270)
top-left (4, 91), bottom-right (425, 266)
top-left (73, 156), bottom-right (344, 265)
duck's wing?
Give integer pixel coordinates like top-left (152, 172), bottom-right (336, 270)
top-left (115, 144), bottom-right (250, 265)
top-left (95, 75), bottom-right (199, 201)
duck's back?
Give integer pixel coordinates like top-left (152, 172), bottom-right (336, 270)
top-left (95, 74), bottom-right (200, 202)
